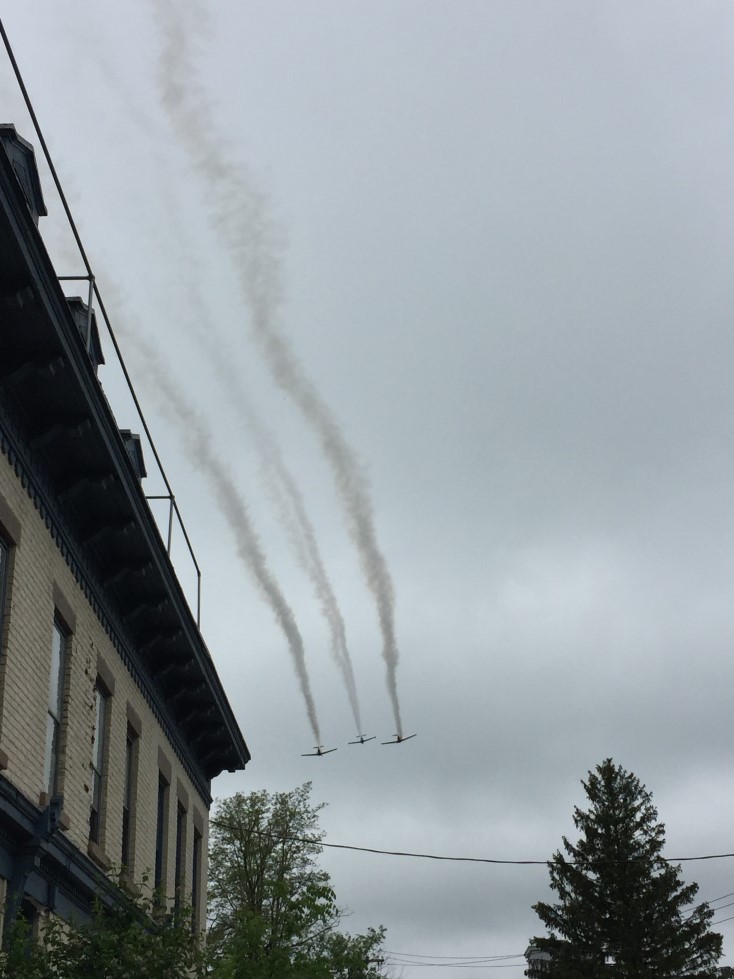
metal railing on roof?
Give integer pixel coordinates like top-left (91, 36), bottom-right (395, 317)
top-left (0, 19), bottom-right (203, 626)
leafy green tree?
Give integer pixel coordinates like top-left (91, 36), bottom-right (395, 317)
top-left (208, 782), bottom-right (388, 978)
top-left (530, 759), bottom-right (728, 979)
top-left (321, 927), bottom-right (388, 978)
top-left (0, 884), bottom-right (206, 979)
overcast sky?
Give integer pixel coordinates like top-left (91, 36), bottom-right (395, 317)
top-left (4, 2), bottom-right (734, 975)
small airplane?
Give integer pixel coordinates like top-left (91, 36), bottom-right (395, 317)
top-left (381, 733), bottom-right (417, 745)
top-left (301, 745), bottom-right (337, 757)
top-left (348, 734), bottom-right (376, 745)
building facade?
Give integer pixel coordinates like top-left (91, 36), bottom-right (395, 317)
top-left (0, 124), bottom-right (250, 932)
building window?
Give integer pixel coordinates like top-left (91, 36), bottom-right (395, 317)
top-left (191, 827), bottom-right (202, 932)
top-left (89, 682), bottom-right (109, 844)
top-left (154, 773), bottom-right (169, 893)
top-left (0, 538), bottom-right (8, 644)
top-left (121, 725), bottom-right (138, 870)
top-left (18, 897), bottom-right (39, 942)
top-left (43, 618), bottom-right (68, 796)
top-left (174, 802), bottom-right (186, 913)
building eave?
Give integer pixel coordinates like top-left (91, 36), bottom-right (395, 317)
top-left (0, 143), bottom-right (250, 786)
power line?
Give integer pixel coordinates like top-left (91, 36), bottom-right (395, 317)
top-left (692, 891), bottom-right (734, 912)
top-left (385, 952), bottom-right (525, 968)
top-left (385, 904), bottom-right (734, 972)
top-left (385, 952), bottom-right (524, 961)
top-left (681, 892), bottom-right (734, 921)
top-left (389, 965), bottom-right (525, 970)
top-left (708, 901), bottom-right (734, 916)
top-left (211, 819), bottom-right (734, 867)
top-left (387, 961), bottom-right (526, 970)
top-left (684, 891), bottom-right (734, 912)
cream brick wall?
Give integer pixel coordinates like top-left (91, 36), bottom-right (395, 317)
top-left (0, 454), bottom-right (209, 928)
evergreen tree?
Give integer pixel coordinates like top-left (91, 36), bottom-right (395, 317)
top-left (530, 759), bottom-right (728, 979)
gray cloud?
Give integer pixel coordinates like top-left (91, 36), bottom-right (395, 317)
top-left (9, 1), bottom-right (734, 974)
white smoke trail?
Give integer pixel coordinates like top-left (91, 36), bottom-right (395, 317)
top-left (149, 0), bottom-right (404, 735)
top-left (77, 33), bottom-right (362, 733)
top-left (151, 184), bottom-right (364, 732)
top-left (240, 396), bottom-right (363, 733)
top-left (112, 308), bottom-right (322, 744)
top-left (181, 282), bottom-right (364, 731)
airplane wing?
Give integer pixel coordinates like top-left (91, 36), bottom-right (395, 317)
top-left (381, 734), bottom-right (417, 744)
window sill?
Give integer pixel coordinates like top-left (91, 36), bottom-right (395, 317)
top-left (87, 839), bottom-right (112, 871)
top-left (118, 870), bottom-right (141, 897)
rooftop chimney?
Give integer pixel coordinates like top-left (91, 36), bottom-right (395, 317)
top-left (0, 124), bottom-right (47, 226)
top-left (119, 430), bottom-right (147, 482)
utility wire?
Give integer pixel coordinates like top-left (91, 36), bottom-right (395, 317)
top-left (211, 819), bottom-right (734, 867)
top-left (385, 952), bottom-right (524, 961)
top-left (386, 955), bottom-right (525, 969)
top-left (683, 898), bottom-right (734, 921)
top-left (691, 891), bottom-right (734, 910)
top-left (386, 962), bottom-right (525, 970)
top-left (388, 961), bottom-right (526, 970)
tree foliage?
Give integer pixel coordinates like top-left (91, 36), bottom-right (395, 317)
top-left (0, 783), bottom-right (386, 978)
top-left (208, 782), bottom-right (388, 978)
top-left (530, 759), bottom-right (728, 979)
top-left (0, 886), bottom-right (205, 979)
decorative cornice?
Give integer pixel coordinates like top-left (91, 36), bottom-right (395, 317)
top-left (0, 773), bottom-right (120, 921)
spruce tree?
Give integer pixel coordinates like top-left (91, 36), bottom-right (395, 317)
top-left (530, 759), bottom-right (728, 979)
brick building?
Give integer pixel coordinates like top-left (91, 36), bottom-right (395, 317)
top-left (0, 124), bottom-right (250, 932)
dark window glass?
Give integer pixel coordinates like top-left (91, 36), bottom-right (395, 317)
top-left (0, 539), bottom-right (8, 643)
top-left (121, 726), bottom-right (138, 869)
top-left (43, 619), bottom-right (67, 795)
top-left (191, 828), bottom-right (202, 933)
top-left (89, 684), bottom-right (108, 843)
top-left (154, 774), bottom-right (169, 892)
top-left (19, 897), bottom-right (38, 942)
top-left (174, 802), bottom-right (186, 912)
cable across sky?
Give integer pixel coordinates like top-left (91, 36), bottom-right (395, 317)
top-left (210, 819), bottom-right (734, 867)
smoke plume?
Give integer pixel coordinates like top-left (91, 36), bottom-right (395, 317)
top-left (149, 0), bottom-right (404, 735)
top-left (113, 307), bottom-right (322, 744)
top-left (242, 397), bottom-right (363, 733)
top-left (183, 283), bottom-right (364, 731)
top-left (146, 173), bottom-right (364, 732)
